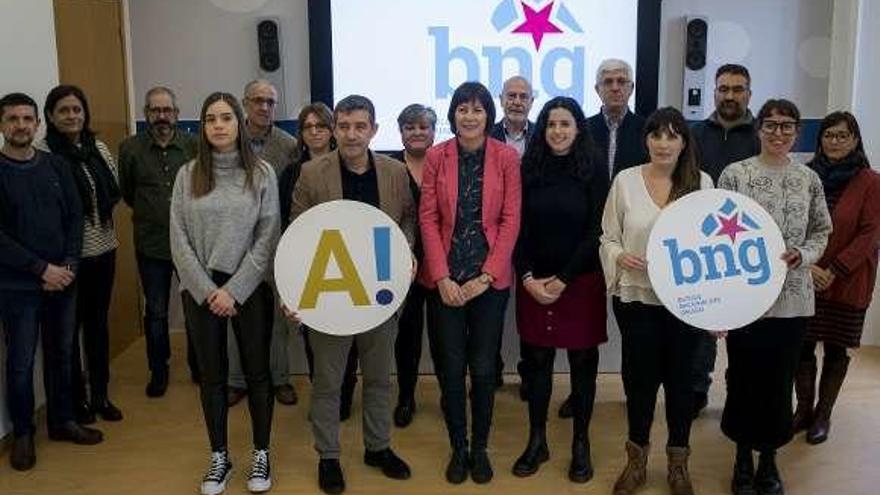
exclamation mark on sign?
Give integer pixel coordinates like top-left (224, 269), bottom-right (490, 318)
top-left (373, 226), bottom-right (394, 305)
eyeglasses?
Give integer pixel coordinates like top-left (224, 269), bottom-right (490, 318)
top-left (822, 131), bottom-right (852, 142)
top-left (302, 123), bottom-right (330, 132)
top-left (147, 106), bottom-right (176, 115)
top-left (760, 120), bottom-right (798, 135)
top-left (247, 97), bottom-right (276, 108)
top-left (716, 85), bottom-right (748, 95)
top-left (601, 77), bottom-right (632, 88)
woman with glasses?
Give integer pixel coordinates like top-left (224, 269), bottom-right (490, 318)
top-left (718, 99), bottom-right (832, 495)
top-left (793, 112), bottom-right (880, 445)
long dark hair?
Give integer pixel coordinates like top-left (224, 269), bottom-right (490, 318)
top-left (643, 107), bottom-right (701, 201)
top-left (44, 84), bottom-right (120, 226)
top-left (294, 102), bottom-right (337, 165)
top-left (522, 96), bottom-right (600, 186)
top-left (192, 92), bottom-right (261, 198)
top-left (812, 111), bottom-right (869, 168)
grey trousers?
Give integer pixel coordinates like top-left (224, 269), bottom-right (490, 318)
top-left (228, 303), bottom-right (291, 388)
top-left (309, 317), bottom-right (396, 459)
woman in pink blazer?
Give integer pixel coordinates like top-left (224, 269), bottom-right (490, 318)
top-left (419, 81), bottom-right (521, 485)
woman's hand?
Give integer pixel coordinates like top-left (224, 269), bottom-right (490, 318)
top-left (461, 276), bottom-right (490, 302)
top-left (617, 252), bottom-right (647, 271)
top-left (544, 278), bottom-right (567, 297)
top-left (524, 276), bottom-right (557, 305)
top-left (207, 289), bottom-right (237, 317)
top-left (438, 277), bottom-right (466, 307)
top-left (781, 249), bottom-right (802, 269)
top-left (811, 265), bottom-right (835, 291)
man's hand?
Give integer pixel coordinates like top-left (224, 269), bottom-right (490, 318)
top-left (41, 264), bottom-right (74, 291)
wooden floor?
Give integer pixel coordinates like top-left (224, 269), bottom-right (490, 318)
top-left (2, 336), bottom-right (880, 495)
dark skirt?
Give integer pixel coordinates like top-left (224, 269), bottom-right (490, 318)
top-left (805, 297), bottom-right (866, 348)
top-left (515, 271), bottom-right (607, 350)
top-left (721, 317), bottom-right (808, 450)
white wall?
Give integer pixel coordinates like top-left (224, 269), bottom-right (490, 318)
top-left (128, 0), bottom-right (310, 121)
top-left (659, 0), bottom-right (832, 118)
top-left (852, 0), bottom-right (880, 345)
top-left (0, 0), bottom-right (60, 438)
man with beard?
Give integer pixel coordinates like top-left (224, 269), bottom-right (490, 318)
top-left (225, 79), bottom-right (300, 408)
top-left (490, 76), bottom-right (535, 157)
top-left (2, 92), bottom-right (102, 471)
top-left (118, 86), bottom-right (198, 397)
top-left (689, 64), bottom-right (759, 418)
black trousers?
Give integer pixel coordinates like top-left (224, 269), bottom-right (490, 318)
top-left (72, 249), bottom-right (116, 403)
top-left (522, 342), bottom-right (598, 431)
top-left (394, 283), bottom-right (442, 401)
top-left (613, 298), bottom-right (702, 447)
top-left (183, 274), bottom-right (274, 451)
top-left (722, 317), bottom-right (807, 451)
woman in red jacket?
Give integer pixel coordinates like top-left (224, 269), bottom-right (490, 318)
top-left (419, 81), bottom-right (521, 485)
top-left (796, 111), bottom-right (880, 444)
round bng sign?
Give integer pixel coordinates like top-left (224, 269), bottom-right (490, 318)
top-left (646, 189), bottom-right (786, 331)
top-left (274, 200), bottom-right (412, 336)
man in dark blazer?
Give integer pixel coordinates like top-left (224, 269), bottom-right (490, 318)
top-left (291, 95), bottom-right (415, 494)
top-left (489, 75), bottom-right (535, 157)
top-left (586, 58), bottom-right (648, 181)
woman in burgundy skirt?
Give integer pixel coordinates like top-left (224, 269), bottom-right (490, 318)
top-left (512, 97), bottom-right (608, 483)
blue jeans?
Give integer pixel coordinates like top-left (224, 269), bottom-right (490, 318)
top-left (136, 254), bottom-right (199, 378)
top-left (429, 288), bottom-right (509, 451)
top-left (1, 288), bottom-right (76, 436)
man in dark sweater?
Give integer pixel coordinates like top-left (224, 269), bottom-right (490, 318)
top-left (587, 58), bottom-right (648, 181)
top-left (689, 64), bottom-right (759, 418)
top-left (118, 86), bottom-right (199, 397)
top-left (0, 93), bottom-right (103, 471)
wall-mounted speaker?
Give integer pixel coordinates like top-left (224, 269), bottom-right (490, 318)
top-left (682, 16), bottom-right (708, 119)
top-left (256, 18), bottom-right (287, 118)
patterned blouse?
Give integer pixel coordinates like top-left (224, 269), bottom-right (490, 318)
top-left (447, 145), bottom-right (489, 282)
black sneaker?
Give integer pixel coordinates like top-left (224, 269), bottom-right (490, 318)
top-left (445, 448), bottom-right (469, 484)
top-left (318, 459), bottom-right (345, 494)
top-left (364, 448), bottom-right (411, 480)
top-left (200, 450), bottom-right (232, 495)
top-left (469, 449), bottom-right (494, 484)
top-left (247, 449), bottom-right (271, 493)
top-left (10, 434), bottom-right (35, 471)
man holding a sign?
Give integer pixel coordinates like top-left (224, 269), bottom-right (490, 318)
top-left (287, 95), bottom-right (415, 494)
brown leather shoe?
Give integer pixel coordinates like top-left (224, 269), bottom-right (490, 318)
top-left (667, 446), bottom-right (695, 495)
top-left (10, 435), bottom-right (36, 471)
top-left (227, 386), bottom-right (247, 407)
top-left (274, 384), bottom-right (298, 405)
top-left (613, 440), bottom-right (648, 495)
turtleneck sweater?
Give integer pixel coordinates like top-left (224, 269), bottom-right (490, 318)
top-left (170, 150), bottom-right (280, 304)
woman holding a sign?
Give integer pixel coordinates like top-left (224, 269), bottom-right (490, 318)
top-left (420, 81), bottom-right (521, 485)
top-left (797, 112), bottom-right (880, 445)
top-left (511, 96), bottom-right (608, 483)
top-left (600, 107), bottom-right (712, 495)
top-left (718, 99), bottom-right (831, 495)
top-left (170, 92), bottom-right (280, 495)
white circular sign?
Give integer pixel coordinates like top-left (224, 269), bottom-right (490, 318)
top-left (274, 200), bottom-right (412, 335)
top-left (646, 189), bottom-right (786, 331)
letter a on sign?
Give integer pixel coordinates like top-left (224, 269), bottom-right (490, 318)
top-left (298, 229), bottom-right (370, 309)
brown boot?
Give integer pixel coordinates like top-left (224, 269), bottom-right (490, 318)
top-left (613, 440), bottom-right (648, 495)
top-left (792, 355), bottom-right (817, 434)
top-left (667, 446), bottom-right (695, 495)
top-left (807, 354), bottom-right (850, 445)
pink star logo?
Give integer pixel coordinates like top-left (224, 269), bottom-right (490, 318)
top-left (716, 213), bottom-right (748, 243)
top-left (512, 1), bottom-right (563, 50)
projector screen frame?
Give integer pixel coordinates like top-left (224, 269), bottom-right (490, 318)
top-left (308, 0), bottom-right (661, 125)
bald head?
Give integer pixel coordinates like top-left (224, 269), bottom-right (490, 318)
top-left (500, 76), bottom-right (534, 129)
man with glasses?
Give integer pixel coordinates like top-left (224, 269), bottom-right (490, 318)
top-left (587, 58), bottom-right (648, 182)
top-left (689, 64), bottom-right (760, 419)
top-left (119, 86), bottom-right (199, 397)
top-left (226, 79), bottom-right (300, 408)
top-left (490, 75), bottom-right (535, 157)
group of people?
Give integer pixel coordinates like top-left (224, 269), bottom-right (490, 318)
top-left (2, 57), bottom-right (878, 495)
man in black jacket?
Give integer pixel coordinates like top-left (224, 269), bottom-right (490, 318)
top-left (689, 64), bottom-right (759, 418)
top-left (489, 75), bottom-right (535, 157)
top-left (586, 58), bottom-right (648, 181)
top-left (0, 93), bottom-right (102, 472)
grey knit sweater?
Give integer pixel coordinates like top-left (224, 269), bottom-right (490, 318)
top-left (170, 151), bottom-right (280, 304)
top-left (718, 155), bottom-right (832, 318)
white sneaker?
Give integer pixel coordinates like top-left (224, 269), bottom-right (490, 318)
top-left (247, 448), bottom-right (272, 493)
top-left (201, 451), bottom-right (232, 495)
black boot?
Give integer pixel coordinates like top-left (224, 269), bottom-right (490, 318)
top-left (731, 444), bottom-right (757, 495)
top-left (754, 450), bottom-right (783, 495)
top-left (512, 424), bottom-right (549, 477)
top-left (569, 431), bottom-right (593, 483)
top-left (793, 354), bottom-right (817, 434)
top-left (807, 354), bottom-right (850, 445)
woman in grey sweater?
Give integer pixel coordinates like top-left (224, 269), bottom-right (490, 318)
top-left (718, 99), bottom-right (831, 495)
top-left (170, 92), bottom-right (280, 495)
